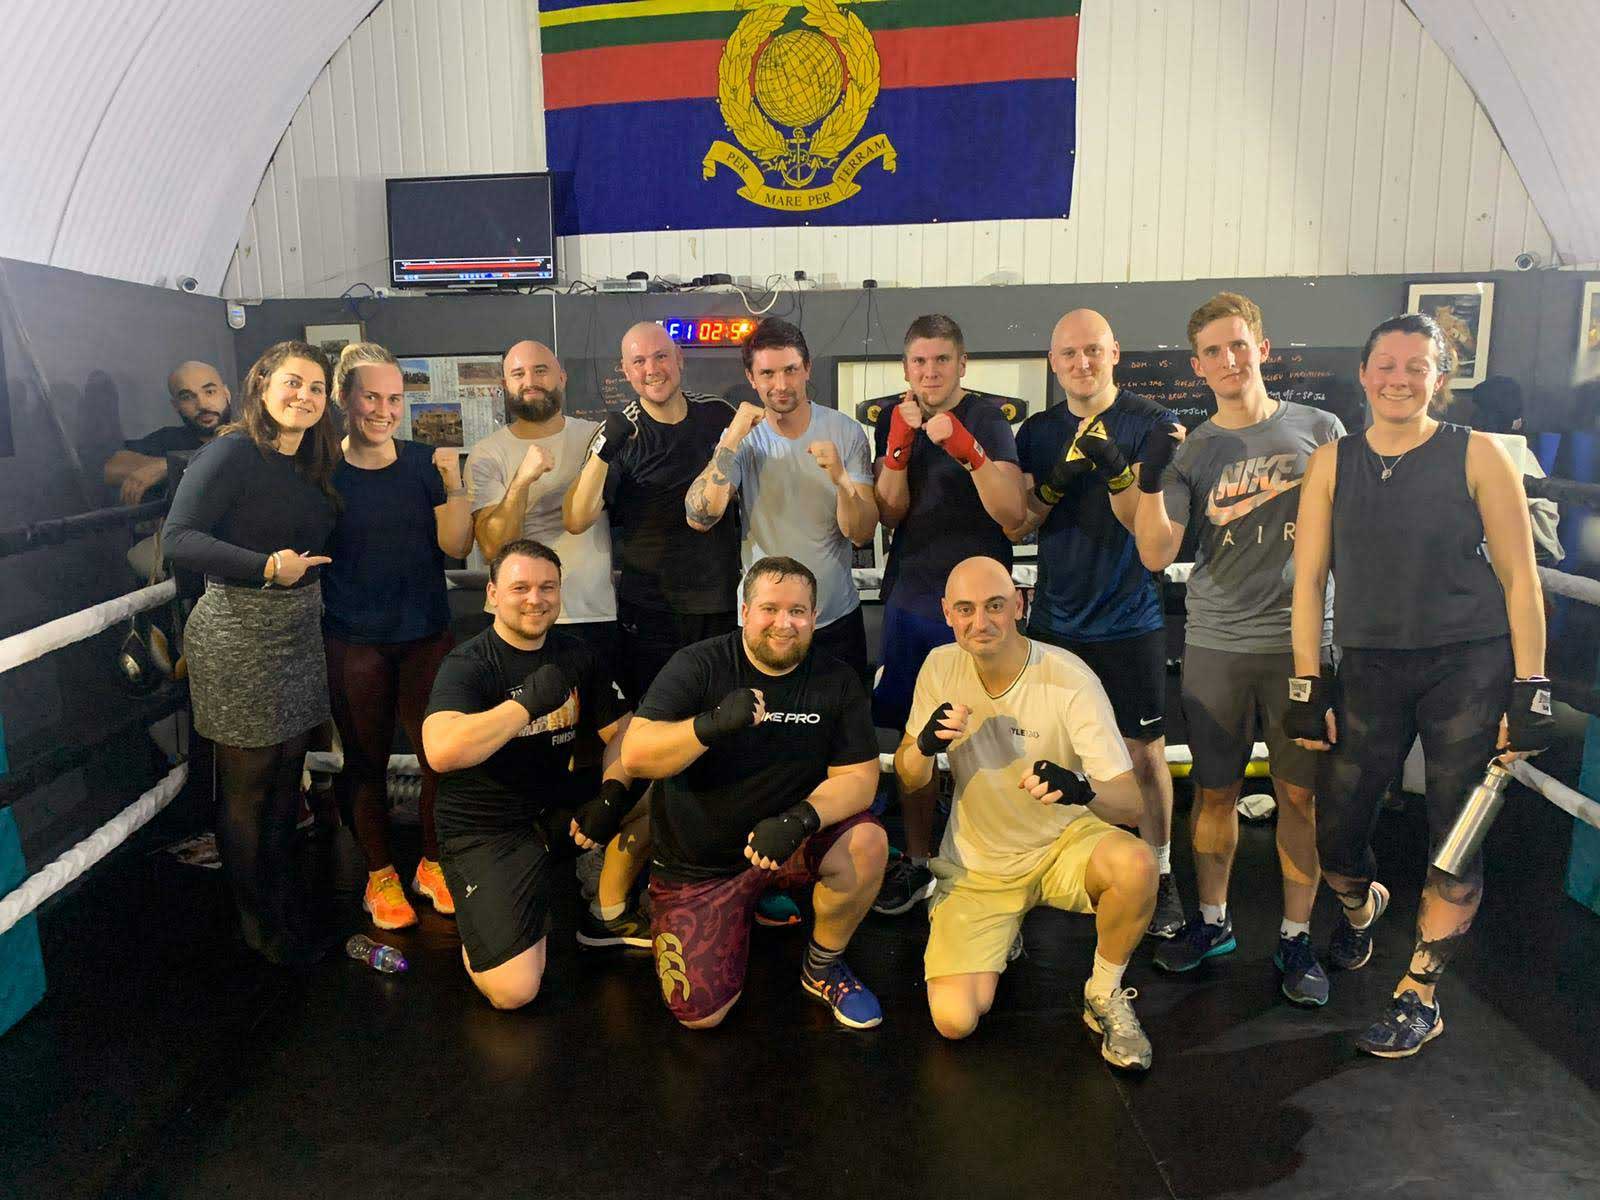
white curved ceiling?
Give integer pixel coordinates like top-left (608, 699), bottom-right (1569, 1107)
top-left (0, 0), bottom-right (1596, 295)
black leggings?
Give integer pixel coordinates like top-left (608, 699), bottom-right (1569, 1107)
top-left (325, 632), bottom-right (454, 869)
top-left (1316, 637), bottom-right (1512, 887)
top-left (215, 732), bottom-right (315, 952)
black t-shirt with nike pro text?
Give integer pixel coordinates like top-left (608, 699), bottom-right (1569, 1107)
top-left (603, 393), bottom-right (741, 614)
top-left (426, 626), bottom-right (620, 838)
top-left (638, 632), bottom-right (878, 883)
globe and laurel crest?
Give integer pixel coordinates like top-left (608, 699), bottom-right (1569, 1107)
top-left (717, 0), bottom-right (881, 190)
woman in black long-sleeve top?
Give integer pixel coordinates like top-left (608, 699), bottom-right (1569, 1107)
top-left (164, 340), bottom-right (341, 963)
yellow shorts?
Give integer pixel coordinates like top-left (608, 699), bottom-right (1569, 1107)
top-left (924, 815), bottom-right (1122, 981)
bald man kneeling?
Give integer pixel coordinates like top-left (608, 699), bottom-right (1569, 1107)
top-left (893, 556), bottom-right (1159, 1070)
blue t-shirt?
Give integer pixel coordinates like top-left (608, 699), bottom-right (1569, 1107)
top-left (1016, 391), bottom-right (1170, 642)
top-left (323, 439), bottom-right (450, 644)
top-left (872, 390), bottom-right (1020, 619)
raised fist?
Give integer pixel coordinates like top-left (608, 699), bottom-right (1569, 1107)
top-left (512, 442), bottom-right (554, 486)
top-left (433, 447), bottom-right (465, 493)
top-left (807, 440), bottom-right (845, 483)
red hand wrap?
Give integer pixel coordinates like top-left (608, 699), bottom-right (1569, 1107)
top-left (939, 415), bottom-right (988, 472)
top-left (883, 405), bottom-right (916, 470)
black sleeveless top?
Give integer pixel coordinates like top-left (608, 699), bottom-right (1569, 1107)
top-left (1330, 423), bottom-right (1509, 649)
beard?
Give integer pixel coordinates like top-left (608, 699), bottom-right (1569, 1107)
top-left (508, 385), bottom-right (563, 423)
top-left (745, 626), bottom-right (810, 671)
top-left (183, 407), bottom-right (225, 437)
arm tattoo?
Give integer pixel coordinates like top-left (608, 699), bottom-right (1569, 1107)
top-left (685, 446), bottom-right (737, 527)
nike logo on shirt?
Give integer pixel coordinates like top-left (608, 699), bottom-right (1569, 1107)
top-left (1203, 452), bottom-right (1304, 526)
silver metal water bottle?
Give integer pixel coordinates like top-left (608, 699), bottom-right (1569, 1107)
top-left (1432, 761), bottom-right (1513, 877)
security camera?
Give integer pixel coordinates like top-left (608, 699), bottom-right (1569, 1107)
top-left (1514, 252), bottom-right (1541, 271)
top-left (178, 275), bottom-right (199, 292)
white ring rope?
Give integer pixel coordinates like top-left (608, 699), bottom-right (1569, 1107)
top-left (0, 579), bottom-right (176, 676)
top-left (0, 763), bottom-right (187, 937)
top-left (1505, 757), bottom-right (1600, 833)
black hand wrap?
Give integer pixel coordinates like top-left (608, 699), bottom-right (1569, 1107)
top-left (1506, 677), bottom-right (1555, 754)
top-left (692, 687), bottom-right (759, 745)
top-left (1031, 759), bottom-right (1092, 806)
top-left (573, 778), bottom-right (638, 847)
top-left (1137, 423), bottom-right (1183, 493)
top-left (590, 410), bottom-right (636, 464)
top-left (916, 702), bottom-right (955, 757)
top-left (516, 664), bottom-right (572, 720)
top-left (1034, 443), bottom-right (1095, 506)
top-left (1074, 417), bottom-right (1135, 494)
top-left (748, 801), bottom-right (821, 864)
top-left (1283, 672), bottom-right (1333, 742)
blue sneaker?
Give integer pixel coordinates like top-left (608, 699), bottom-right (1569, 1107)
top-left (755, 891), bottom-right (802, 927)
top-left (1274, 932), bottom-right (1331, 1006)
top-left (1355, 990), bottom-right (1443, 1058)
top-left (1153, 915), bottom-right (1237, 973)
top-left (801, 959), bottom-right (883, 1029)
top-left (1329, 881), bottom-right (1390, 971)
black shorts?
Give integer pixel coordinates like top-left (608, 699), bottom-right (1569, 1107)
top-left (617, 602), bottom-right (737, 707)
top-left (439, 829), bottom-right (554, 972)
top-left (812, 605), bottom-right (871, 690)
top-left (1179, 644), bottom-right (1319, 789)
top-left (1033, 626), bottom-right (1167, 741)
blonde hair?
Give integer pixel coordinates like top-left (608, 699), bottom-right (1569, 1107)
top-left (1186, 292), bottom-right (1265, 352)
top-left (333, 341), bottom-right (399, 406)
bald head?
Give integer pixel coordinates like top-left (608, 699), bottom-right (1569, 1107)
top-left (946, 556), bottom-right (1016, 604)
top-left (166, 361), bottom-right (229, 436)
top-left (1049, 309), bottom-right (1120, 404)
top-left (620, 321), bottom-right (683, 407)
top-left (502, 340), bottom-right (565, 424)
top-left (942, 556), bottom-right (1024, 660)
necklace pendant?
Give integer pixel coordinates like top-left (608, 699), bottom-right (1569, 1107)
top-left (1381, 467), bottom-right (1393, 480)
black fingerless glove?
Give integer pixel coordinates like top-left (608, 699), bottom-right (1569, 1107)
top-left (573, 778), bottom-right (637, 846)
top-left (1137, 422), bottom-right (1182, 494)
top-left (1032, 759), bottom-right (1092, 806)
top-left (590, 410), bottom-right (636, 463)
top-left (1506, 677), bottom-right (1555, 754)
top-left (1033, 445), bottom-right (1095, 506)
top-left (1075, 418), bottom-right (1135, 494)
top-left (516, 664), bottom-right (572, 720)
top-left (1283, 672), bottom-right (1333, 742)
top-left (693, 688), bottom-right (759, 745)
top-left (748, 801), bottom-right (821, 863)
top-left (916, 702), bottom-right (954, 757)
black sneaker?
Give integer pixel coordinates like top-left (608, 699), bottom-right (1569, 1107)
top-left (1274, 932), bottom-right (1330, 1006)
top-left (1355, 990), bottom-right (1443, 1058)
top-left (1146, 872), bottom-right (1184, 939)
top-left (576, 906), bottom-right (652, 949)
top-left (872, 856), bottom-right (935, 916)
top-left (1153, 915), bottom-right (1236, 973)
top-left (1328, 881), bottom-right (1390, 971)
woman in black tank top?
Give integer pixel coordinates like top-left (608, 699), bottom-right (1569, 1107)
top-left (1281, 313), bottom-right (1551, 1058)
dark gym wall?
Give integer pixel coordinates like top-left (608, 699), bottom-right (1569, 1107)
top-left (0, 257), bottom-right (236, 867)
top-left (237, 269), bottom-right (1596, 420)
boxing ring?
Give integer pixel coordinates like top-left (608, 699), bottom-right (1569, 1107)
top-left (6, 479), bottom-right (1600, 1036)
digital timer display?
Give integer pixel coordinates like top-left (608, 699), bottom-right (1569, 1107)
top-left (660, 317), bottom-right (758, 346)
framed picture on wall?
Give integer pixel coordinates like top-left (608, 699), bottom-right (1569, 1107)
top-left (1575, 282), bottom-right (1600, 385)
top-left (304, 322), bottom-right (365, 363)
top-left (1406, 282), bottom-right (1493, 389)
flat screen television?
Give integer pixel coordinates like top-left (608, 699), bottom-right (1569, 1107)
top-left (387, 172), bottom-right (557, 289)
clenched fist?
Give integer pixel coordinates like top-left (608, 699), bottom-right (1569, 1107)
top-left (724, 401), bottom-right (766, 446)
top-left (807, 440), bottom-right (847, 485)
top-left (433, 447), bottom-right (465, 493)
top-left (511, 442), bottom-right (554, 487)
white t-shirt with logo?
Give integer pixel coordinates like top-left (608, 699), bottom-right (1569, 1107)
top-left (907, 639), bottom-right (1132, 877)
top-left (467, 421), bottom-right (616, 623)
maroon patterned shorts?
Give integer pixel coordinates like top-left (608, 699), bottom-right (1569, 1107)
top-left (648, 811), bottom-right (881, 1024)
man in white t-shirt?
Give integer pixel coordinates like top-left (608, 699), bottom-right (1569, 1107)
top-left (894, 556), bottom-right (1159, 1070)
top-left (682, 317), bottom-right (879, 683)
top-left (468, 340), bottom-right (619, 678)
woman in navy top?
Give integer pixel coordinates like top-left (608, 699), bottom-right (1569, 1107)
top-left (324, 343), bottom-right (474, 930)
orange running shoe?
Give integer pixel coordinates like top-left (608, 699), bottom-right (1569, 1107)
top-left (363, 866), bottom-right (418, 930)
top-left (412, 858), bottom-right (455, 916)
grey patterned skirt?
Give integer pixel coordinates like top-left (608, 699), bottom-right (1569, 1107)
top-left (185, 579), bottom-right (331, 747)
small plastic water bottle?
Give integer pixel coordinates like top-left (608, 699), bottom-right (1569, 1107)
top-left (345, 934), bottom-right (407, 974)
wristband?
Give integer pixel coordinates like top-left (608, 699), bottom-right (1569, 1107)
top-left (1506, 676), bottom-right (1554, 754)
top-left (938, 415), bottom-right (988, 472)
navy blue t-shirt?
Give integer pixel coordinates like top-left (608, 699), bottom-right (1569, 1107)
top-left (1016, 391), bottom-right (1171, 642)
top-left (323, 439), bottom-right (450, 644)
top-left (872, 391), bottom-right (1019, 619)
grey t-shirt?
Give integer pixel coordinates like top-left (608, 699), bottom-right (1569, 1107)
top-left (726, 403), bottom-right (873, 629)
top-left (1162, 400), bottom-right (1343, 653)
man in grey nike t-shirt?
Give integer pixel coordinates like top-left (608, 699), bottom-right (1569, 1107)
top-left (1133, 292), bottom-right (1342, 1006)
